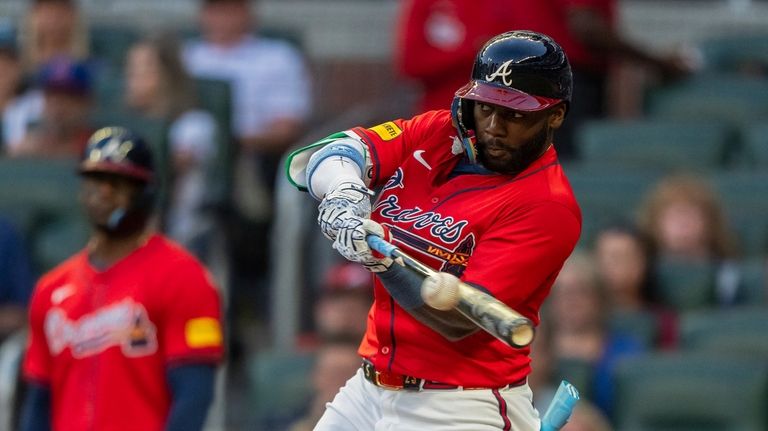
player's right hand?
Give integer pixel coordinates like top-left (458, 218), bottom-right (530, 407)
top-left (317, 180), bottom-right (374, 241)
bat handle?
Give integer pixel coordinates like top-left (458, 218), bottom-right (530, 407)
top-left (540, 380), bottom-right (580, 431)
top-left (366, 234), bottom-right (398, 258)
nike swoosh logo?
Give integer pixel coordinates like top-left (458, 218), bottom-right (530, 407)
top-left (413, 150), bottom-right (432, 170)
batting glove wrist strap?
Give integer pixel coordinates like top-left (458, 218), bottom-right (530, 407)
top-left (317, 179), bottom-right (373, 241)
top-left (333, 218), bottom-right (393, 273)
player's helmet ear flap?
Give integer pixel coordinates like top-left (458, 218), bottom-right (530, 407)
top-left (451, 30), bottom-right (572, 163)
top-left (79, 126), bottom-right (157, 234)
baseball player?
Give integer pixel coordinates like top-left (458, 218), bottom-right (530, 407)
top-left (19, 127), bottom-right (224, 431)
top-left (286, 30), bottom-right (581, 430)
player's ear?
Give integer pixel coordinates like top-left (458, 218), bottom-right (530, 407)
top-left (547, 103), bottom-right (567, 129)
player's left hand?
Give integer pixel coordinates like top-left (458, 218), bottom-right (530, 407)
top-left (333, 217), bottom-right (393, 273)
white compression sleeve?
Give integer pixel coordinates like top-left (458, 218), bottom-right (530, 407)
top-left (306, 138), bottom-right (368, 200)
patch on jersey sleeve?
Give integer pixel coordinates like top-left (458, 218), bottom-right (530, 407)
top-left (369, 121), bottom-right (402, 141)
top-left (185, 317), bottom-right (222, 348)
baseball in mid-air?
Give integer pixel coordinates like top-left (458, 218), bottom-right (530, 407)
top-left (421, 272), bottom-right (460, 310)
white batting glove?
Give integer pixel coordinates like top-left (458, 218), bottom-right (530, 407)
top-left (333, 217), bottom-right (393, 273)
top-left (317, 179), bottom-right (374, 241)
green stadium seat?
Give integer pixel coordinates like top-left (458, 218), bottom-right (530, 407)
top-left (576, 119), bottom-right (734, 171)
top-left (645, 76), bottom-right (768, 131)
top-left (697, 35), bottom-right (768, 75)
top-left (712, 172), bottom-right (768, 257)
top-left (32, 215), bottom-right (90, 274)
top-left (192, 78), bottom-right (235, 210)
top-left (655, 259), bottom-right (716, 311)
top-left (735, 259), bottom-right (766, 305)
top-left (614, 353), bottom-right (768, 431)
top-left (247, 350), bottom-right (315, 427)
top-left (554, 358), bottom-right (594, 402)
top-left (680, 306), bottom-right (768, 357)
top-left (608, 310), bottom-right (660, 349)
top-left (562, 165), bottom-right (664, 246)
top-left (89, 25), bottom-right (141, 74)
top-left (0, 158), bottom-right (85, 275)
top-left (742, 122), bottom-right (768, 169)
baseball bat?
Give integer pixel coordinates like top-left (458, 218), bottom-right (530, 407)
top-left (540, 380), bottom-right (580, 431)
top-left (366, 235), bottom-right (535, 348)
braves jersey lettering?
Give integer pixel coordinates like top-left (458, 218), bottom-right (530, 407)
top-left (376, 195), bottom-right (468, 243)
top-left (45, 298), bottom-right (157, 358)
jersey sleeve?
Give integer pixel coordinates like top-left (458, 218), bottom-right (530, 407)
top-left (460, 201), bottom-right (581, 325)
top-left (22, 282), bottom-right (53, 383)
top-left (356, 110), bottom-right (449, 188)
top-left (160, 259), bottom-right (224, 365)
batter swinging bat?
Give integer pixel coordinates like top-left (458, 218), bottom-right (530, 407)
top-left (366, 235), bottom-right (535, 348)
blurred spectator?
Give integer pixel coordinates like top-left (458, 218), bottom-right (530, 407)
top-left (593, 222), bottom-right (677, 348)
top-left (18, 0), bottom-right (89, 73)
top-left (6, 56), bottom-right (94, 158)
top-left (0, 216), bottom-right (34, 342)
top-left (298, 261), bottom-right (373, 349)
top-left (183, 0), bottom-right (312, 319)
top-left (562, 398), bottom-right (614, 431)
top-left (288, 336), bottom-right (361, 431)
top-left (637, 173), bottom-right (742, 305)
top-left (0, 44), bottom-right (24, 119)
top-left (548, 251), bottom-right (645, 418)
top-left (124, 35), bottom-right (218, 253)
top-left (394, 0), bottom-right (523, 114)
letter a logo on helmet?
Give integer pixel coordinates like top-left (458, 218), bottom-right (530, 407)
top-left (485, 60), bottom-right (518, 87)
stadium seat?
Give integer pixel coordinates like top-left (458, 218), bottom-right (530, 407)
top-left (645, 76), bottom-right (768, 132)
top-left (247, 350), bottom-right (315, 429)
top-left (554, 358), bottom-right (594, 402)
top-left (742, 122), bottom-right (768, 170)
top-left (735, 259), bottom-right (766, 305)
top-left (679, 306), bottom-right (768, 357)
top-left (655, 259), bottom-right (717, 311)
top-left (563, 165), bottom-right (664, 246)
top-left (575, 119), bottom-right (734, 171)
top-left (0, 158), bottom-right (84, 274)
top-left (89, 25), bottom-right (141, 74)
top-left (712, 171), bottom-right (768, 257)
top-left (614, 352), bottom-right (768, 431)
top-left (192, 78), bottom-right (235, 210)
top-left (607, 310), bottom-right (660, 349)
top-left (697, 34), bottom-right (768, 76)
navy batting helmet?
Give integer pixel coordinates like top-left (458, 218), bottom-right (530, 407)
top-left (79, 127), bottom-right (156, 233)
top-left (451, 30), bottom-right (572, 163)
top-left (79, 126), bottom-right (154, 182)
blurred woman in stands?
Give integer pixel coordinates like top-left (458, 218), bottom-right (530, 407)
top-left (638, 173), bottom-right (742, 305)
top-left (548, 252), bottom-right (645, 419)
top-left (18, 0), bottom-right (89, 73)
top-left (124, 34), bottom-right (218, 253)
top-left (593, 222), bottom-right (677, 348)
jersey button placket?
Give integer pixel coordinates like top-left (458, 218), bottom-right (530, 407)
top-left (431, 197), bottom-right (439, 204)
top-left (381, 346), bottom-right (390, 355)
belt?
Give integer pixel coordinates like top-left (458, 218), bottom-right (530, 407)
top-left (361, 359), bottom-right (526, 391)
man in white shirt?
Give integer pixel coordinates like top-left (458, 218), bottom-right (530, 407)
top-left (182, 0), bottom-right (313, 358)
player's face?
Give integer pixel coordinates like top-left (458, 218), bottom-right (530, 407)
top-left (473, 102), bottom-right (565, 175)
top-left (80, 173), bottom-right (142, 229)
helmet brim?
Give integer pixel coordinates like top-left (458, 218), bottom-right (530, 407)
top-left (79, 161), bottom-right (153, 182)
top-left (455, 81), bottom-right (563, 112)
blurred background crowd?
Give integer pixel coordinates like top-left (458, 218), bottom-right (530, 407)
top-left (0, 0), bottom-right (766, 430)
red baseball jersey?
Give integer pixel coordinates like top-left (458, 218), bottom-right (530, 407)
top-left (355, 110), bottom-right (581, 387)
top-left (23, 234), bottom-right (224, 431)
